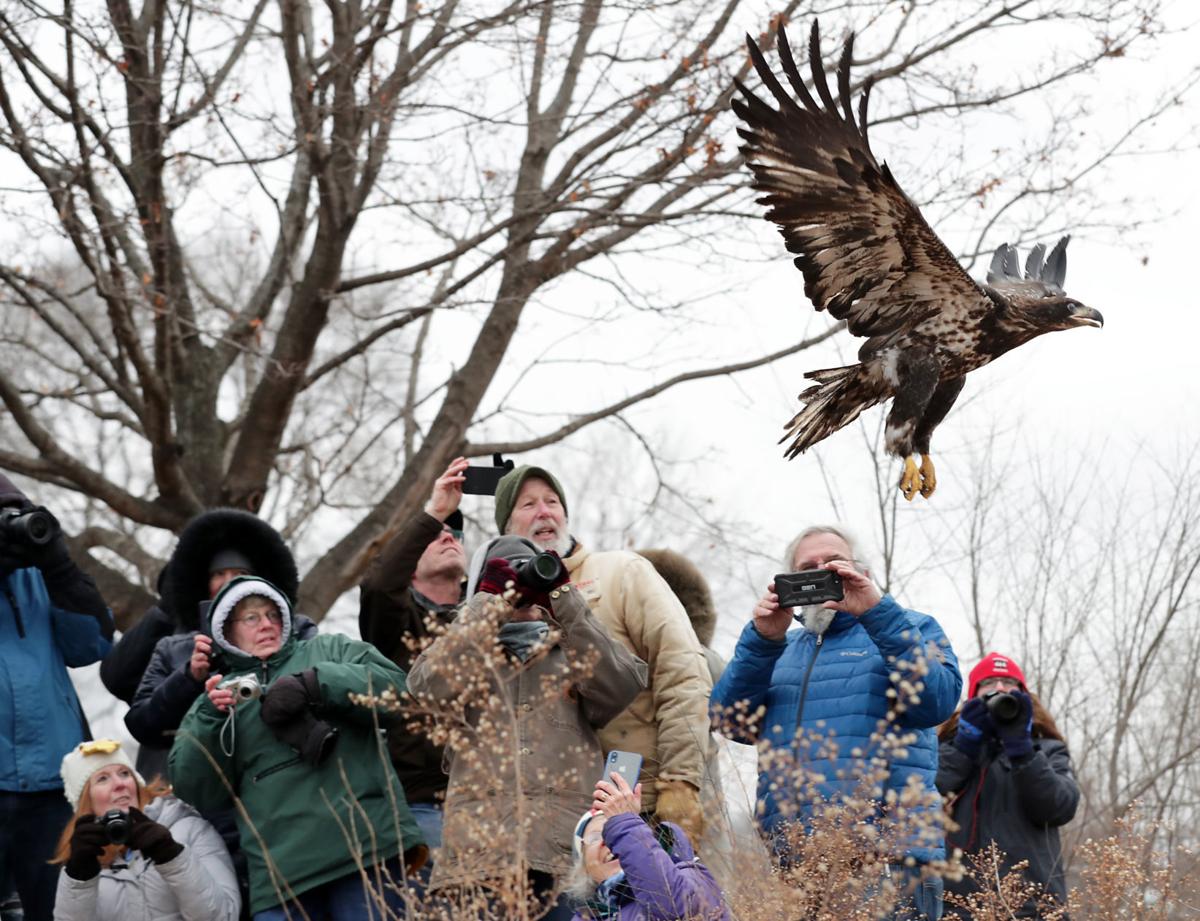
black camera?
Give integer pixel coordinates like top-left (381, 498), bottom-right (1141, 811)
top-left (0, 506), bottom-right (58, 547)
top-left (462, 453), bottom-right (515, 496)
top-left (983, 690), bottom-right (1023, 725)
top-left (513, 551), bottom-right (565, 592)
top-left (488, 536), bottom-right (566, 594)
top-left (99, 808), bottom-right (131, 845)
top-left (774, 569), bottom-right (844, 608)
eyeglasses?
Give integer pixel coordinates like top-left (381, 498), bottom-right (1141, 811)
top-left (977, 677), bottom-right (1020, 691)
top-left (794, 557), bottom-right (861, 571)
top-left (442, 525), bottom-right (464, 542)
top-left (233, 610), bottom-right (283, 628)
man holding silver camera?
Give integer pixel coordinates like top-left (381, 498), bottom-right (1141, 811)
top-left (0, 473), bottom-right (113, 921)
top-left (711, 525), bottom-right (961, 920)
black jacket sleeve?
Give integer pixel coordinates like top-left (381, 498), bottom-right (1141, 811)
top-left (1012, 740), bottom-right (1080, 827)
top-left (936, 736), bottom-right (981, 796)
top-left (358, 512), bottom-right (444, 666)
top-left (99, 604), bottom-right (174, 703)
top-left (125, 635), bottom-right (205, 747)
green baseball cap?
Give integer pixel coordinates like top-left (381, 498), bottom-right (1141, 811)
top-left (493, 465), bottom-right (569, 533)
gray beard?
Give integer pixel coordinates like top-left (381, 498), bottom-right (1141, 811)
top-left (800, 605), bottom-right (835, 635)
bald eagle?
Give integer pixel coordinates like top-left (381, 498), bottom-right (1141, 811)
top-left (735, 23), bottom-right (1103, 499)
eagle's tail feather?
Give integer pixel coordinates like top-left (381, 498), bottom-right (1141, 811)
top-left (780, 363), bottom-right (886, 459)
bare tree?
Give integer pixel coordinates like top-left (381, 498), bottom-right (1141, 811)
top-left (0, 0), bottom-right (1171, 625)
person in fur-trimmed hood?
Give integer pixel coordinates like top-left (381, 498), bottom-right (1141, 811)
top-left (122, 510), bottom-right (317, 776)
top-left (169, 576), bottom-right (425, 919)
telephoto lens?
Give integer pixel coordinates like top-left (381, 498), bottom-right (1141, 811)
top-left (514, 551), bottom-right (565, 592)
top-left (984, 691), bottom-right (1022, 724)
top-left (0, 507), bottom-right (58, 546)
top-left (99, 808), bottom-right (131, 845)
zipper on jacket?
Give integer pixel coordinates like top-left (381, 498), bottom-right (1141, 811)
top-left (253, 756), bottom-right (302, 783)
top-left (3, 584), bottom-right (24, 638)
top-left (795, 633), bottom-right (824, 725)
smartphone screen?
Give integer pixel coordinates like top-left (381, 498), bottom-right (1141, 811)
top-left (461, 465), bottom-right (507, 496)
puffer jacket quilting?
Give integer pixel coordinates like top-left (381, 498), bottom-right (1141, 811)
top-left (52, 793), bottom-right (239, 921)
top-left (711, 595), bottom-right (961, 862)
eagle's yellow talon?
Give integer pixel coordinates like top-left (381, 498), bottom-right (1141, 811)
top-left (919, 453), bottom-right (937, 499)
top-left (899, 456), bottom-right (920, 501)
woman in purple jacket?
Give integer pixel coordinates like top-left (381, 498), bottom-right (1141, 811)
top-left (568, 771), bottom-right (731, 921)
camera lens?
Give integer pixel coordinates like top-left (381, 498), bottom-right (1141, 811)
top-left (100, 809), bottom-right (130, 845)
top-left (516, 552), bottom-right (564, 592)
top-left (985, 691), bottom-right (1022, 724)
top-left (23, 509), bottom-right (55, 545)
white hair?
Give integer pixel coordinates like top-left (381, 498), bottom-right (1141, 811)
top-left (782, 524), bottom-right (863, 571)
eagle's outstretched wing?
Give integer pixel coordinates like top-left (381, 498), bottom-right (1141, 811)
top-left (734, 23), bottom-right (984, 340)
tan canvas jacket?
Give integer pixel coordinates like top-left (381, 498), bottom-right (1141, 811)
top-left (407, 586), bottom-right (647, 887)
top-left (564, 545), bottom-right (713, 811)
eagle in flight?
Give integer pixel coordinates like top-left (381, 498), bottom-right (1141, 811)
top-left (735, 22), bottom-right (1104, 499)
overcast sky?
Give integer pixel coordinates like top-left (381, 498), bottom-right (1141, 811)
top-left (69, 0), bottom-right (1200, 746)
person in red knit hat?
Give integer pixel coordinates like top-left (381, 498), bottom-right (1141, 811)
top-left (936, 652), bottom-right (1079, 917)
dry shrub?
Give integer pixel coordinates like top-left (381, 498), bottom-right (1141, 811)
top-left (187, 623), bottom-right (1195, 921)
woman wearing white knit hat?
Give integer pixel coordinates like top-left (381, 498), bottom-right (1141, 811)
top-left (51, 739), bottom-right (239, 921)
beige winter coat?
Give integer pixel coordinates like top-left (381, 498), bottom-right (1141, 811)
top-left (407, 586), bottom-right (647, 888)
top-left (564, 545), bottom-right (713, 811)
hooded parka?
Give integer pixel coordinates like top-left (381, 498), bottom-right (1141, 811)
top-left (407, 585), bottom-right (648, 889)
top-left (53, 793), bottom-right (239, 921)
top-left (168, 577), bottom-right (423, 915)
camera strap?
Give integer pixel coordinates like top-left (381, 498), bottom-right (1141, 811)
top-left (220, 706), bottom-right (238, 757)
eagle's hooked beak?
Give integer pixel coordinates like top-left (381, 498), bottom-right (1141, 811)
top-left (1067, 304), bottom-right (1104, 328)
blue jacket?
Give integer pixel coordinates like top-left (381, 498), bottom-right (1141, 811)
top-left (710, 595), bottom-right (960, 861)
top-left (1, 566), bottom-right (112, 792)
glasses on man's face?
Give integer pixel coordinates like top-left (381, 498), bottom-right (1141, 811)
top-left (233, 610), bottom-right (283, 628)
top-left (794, 557), bottom-right (860, 571)
top-left (442, 525), bottom-right (464, 542)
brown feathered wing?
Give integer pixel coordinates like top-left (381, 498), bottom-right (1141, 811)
top-left (734, 24), bottom-right (989, 455)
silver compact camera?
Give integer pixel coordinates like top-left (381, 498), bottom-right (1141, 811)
top-left (219, 674), bottom-right (262, 703)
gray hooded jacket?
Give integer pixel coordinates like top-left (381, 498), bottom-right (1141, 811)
top-left (53, 794), bottom-right (239, 921)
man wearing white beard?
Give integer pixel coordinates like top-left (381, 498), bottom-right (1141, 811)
top-left (489, 465), bottom-right (712, 848)
top-left (711, 525), bottom-right (961, 921)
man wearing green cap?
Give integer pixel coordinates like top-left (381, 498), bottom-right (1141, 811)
top-left (492, 464), bottom-right (712, 846)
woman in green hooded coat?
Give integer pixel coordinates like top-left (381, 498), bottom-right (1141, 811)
top-left (169, 575), bottom-right (425, 920)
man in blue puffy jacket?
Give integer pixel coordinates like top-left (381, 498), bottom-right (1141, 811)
top-left (711, 525), bottom-right (960, 920)
top-left (0, 474), bottom-right (113, 921)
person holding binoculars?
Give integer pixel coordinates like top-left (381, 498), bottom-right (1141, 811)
top-left (936, 653), bottom-right (1080, 917)
top-left (52, 739), bottom-right (238, 921)
top-left (0, 475), bottom-right (113, 921)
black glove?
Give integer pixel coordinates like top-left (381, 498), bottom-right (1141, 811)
top-left (260, 671), bottom-right (319, 726)
top-left (0, 541), bottom-right (33, 577)
top-left (261, 669), bottom-right (338, 766)
top-left (65, 814), bottom-right (109, 881)
top-left (996, 690), bottom-right (1035, 760)
top-left (127, 807), bottom-right (184, 864)
top-left (953, 698), bottom-right (996, 759)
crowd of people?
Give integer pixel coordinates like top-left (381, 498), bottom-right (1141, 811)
top-left (0, 462), bottom-right (1081, 920)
